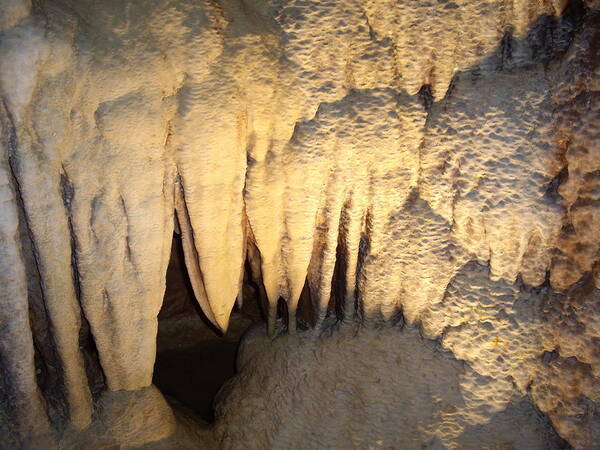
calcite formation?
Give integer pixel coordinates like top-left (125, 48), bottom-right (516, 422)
top-left (215, 324), bottom-right (566, 449)
top-left (0, 0), bottom-right (598, 448)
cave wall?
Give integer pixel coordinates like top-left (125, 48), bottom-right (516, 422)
top-left (0, 0), bottom-right (599, 448)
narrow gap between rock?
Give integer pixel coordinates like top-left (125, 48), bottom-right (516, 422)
top-left (153, 233), bottom-right (261, 422)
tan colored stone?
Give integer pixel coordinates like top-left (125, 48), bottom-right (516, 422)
top-left (98, 385), bottom-right (176, 448)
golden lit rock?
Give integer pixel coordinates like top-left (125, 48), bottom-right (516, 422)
top-left (0, 0), bottom-right (598, 448)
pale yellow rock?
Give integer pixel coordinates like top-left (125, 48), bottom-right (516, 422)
top-left (0, 13), bottom-right (92, 429)
top-left (0, 96), bottom-right (54, 449)
top-left (0, 0), bottom-right (598, 448)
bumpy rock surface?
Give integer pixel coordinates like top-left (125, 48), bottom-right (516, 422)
top-left (215, 324), bottom-right (566, 449)
top-left (0, 0), bottom-right (598, 448)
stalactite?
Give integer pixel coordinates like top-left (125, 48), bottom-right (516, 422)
top-left (0, 0), bottom-right (598, 447)
top-left (175, 178), bottom-right (218, 328)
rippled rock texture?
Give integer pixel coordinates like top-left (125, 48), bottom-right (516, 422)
top-left (0, 0), bottom-right (598, 448)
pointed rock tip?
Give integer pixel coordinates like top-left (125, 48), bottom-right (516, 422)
top-left (214, 311), bottom-right (231, 335)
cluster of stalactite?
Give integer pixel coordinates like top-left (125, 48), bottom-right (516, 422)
top-left (0, 0), bottom-right (599, 447)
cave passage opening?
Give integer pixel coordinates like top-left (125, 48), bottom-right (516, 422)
top-left (152, 232), bottom-right (260, 422)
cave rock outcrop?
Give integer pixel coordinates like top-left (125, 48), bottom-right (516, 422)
top-left (0, 0), bottom-right (599, 448)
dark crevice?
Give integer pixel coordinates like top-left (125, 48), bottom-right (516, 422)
top-left (527, 0), bottom-right (588, 67)
top-left (118, 194), bottom-right (136, 269)
top-left (18, 195), bottom-right (62, 427)
top-left (418, 84), bottom-right (434, 112)
top-left (277, 296), bottom-right (289, 330)
top-left (59, 168), bottom-right (107, 400)
top-left (243, 256), bottom-right (269, 322)
top-left (2, 100), bottom-right (68, 428)
top-left (296, 278), bottom-right (313, 330)
top-left (331, 199), bottom-right (351, 323)
top-left (388, 308), bottom-right (405, 328)
top-left (153, 233), bottom-right (259, 423)
top-left (78, 314), bottom-right (105, 401)
top-left (497, 30), bottom-right (514, 71)
top-left (354, 207), bottom-right (372, 322)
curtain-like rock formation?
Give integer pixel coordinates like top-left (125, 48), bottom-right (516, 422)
top-left (0, 0), bottom-right (598, 448)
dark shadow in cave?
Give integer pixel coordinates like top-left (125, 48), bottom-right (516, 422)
top-left (152, 232), bottom-right (260, 422)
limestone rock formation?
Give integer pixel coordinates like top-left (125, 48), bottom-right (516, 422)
top-left (0, 0), bottom-right (598, 448)
top-left (215, 324), bottom-right (567, 449)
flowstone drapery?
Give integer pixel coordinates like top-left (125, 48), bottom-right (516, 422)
top-left (0, 0), bottom-right (598, 448)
